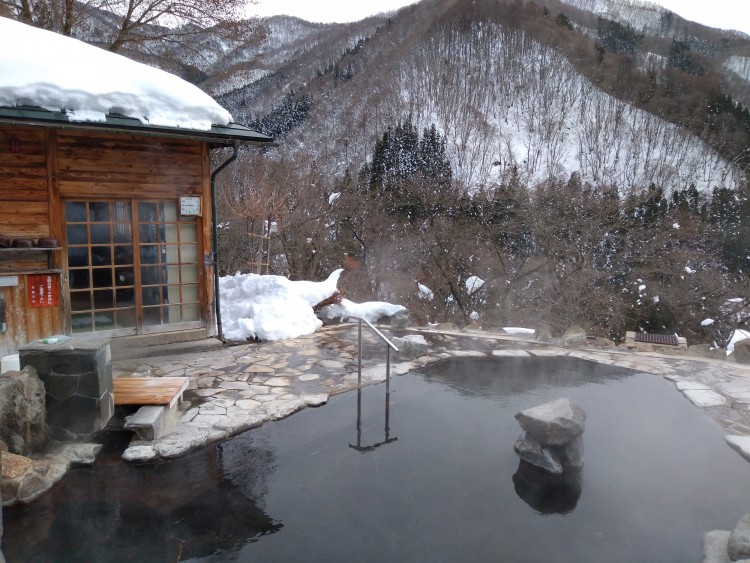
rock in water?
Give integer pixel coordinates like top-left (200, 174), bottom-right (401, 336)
top-left (728, 513), bottom-right (750, 561)
top-left (513, 433), bottom-right (563, 474)
top-left (515, 398), bottom-right (586, 446)
top-left (0, 366), bottom-right (47, 455)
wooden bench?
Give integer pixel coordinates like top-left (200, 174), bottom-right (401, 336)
top-left (114, 377), bottom-right (189, 408)
top-left (114, 377), bottom-right (189, 441)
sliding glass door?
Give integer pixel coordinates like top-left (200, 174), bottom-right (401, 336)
top-left (65, 200), bottom-right (202, 335)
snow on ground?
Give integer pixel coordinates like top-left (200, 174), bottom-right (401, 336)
top-left (503, 327), bottom-right (536, 335)
top-left (0, 17), bottom-right (232, 130)
top-left (220, 269), bottom-right (405, 341)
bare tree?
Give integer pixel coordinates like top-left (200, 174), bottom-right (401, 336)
top-left (2, 0), bottom-right (263, 57)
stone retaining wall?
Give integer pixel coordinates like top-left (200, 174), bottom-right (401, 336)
top-left (19, 338), bottom-right (113, 437)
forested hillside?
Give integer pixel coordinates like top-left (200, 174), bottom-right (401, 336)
top-left (208, 0), bottom-right (749, 345)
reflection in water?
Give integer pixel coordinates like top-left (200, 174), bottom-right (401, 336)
top-left (349, 382), bottom-right (397, 453)
top-left (513, 460), bottom-right (583, 515)
top-left (219, 434), bottom-right (277, 507)
top-left (4, 434), bottom-right (282, 562)
top-left (423, 356), bottom-right (633, 399)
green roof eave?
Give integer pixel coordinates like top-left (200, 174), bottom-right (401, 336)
top-left (0, 106), bottom-right (276, 147)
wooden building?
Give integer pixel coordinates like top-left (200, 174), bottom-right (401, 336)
top-left (0, 108), bottom-right (272, 357)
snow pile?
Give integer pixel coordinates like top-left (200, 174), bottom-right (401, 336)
top-left (220, 269), bottom-right (407, 341)
top-left (465, 276), bottom-right (485, 295)
top-left (220, 269), bottom-right (342, 341)
top-left (318, 299), bottom-right (406, 323)
top-left (0, 17), bottom-right (232, 130)
top-left (417, 283), bottom-right (434, 301)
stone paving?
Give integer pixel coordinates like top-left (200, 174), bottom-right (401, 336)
top-left (111, 324), bottom-right (750, 465)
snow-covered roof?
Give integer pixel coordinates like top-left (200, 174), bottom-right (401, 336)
top-left (0, 17), bottom-right (237, 132)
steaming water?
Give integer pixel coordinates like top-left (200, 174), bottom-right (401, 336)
top-left (5, 357), bottom-right (750, 562)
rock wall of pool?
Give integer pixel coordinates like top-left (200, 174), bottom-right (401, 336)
top-left (5, 356), bottom-right (750, 562)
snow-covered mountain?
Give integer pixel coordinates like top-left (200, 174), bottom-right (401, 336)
top-left (206, 0), bottom-right (748, 194)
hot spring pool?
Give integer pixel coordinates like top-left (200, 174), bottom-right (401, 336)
top-left (5, 356), bottom-right (750, 562)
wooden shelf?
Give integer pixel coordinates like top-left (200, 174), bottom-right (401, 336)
top-left (0, 247), bottom-right (62, 270)
top-left (0, 247), bottom-right (61, 251)
top-left (0, 269), bottom-right (64, 274)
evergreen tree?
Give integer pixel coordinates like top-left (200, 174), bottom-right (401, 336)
top-left (363, 120), bottom-right (452, 220)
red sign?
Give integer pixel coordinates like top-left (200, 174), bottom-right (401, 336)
top-left (28, 274), bottom-right (59, 308)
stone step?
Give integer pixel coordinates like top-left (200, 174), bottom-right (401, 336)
top-left (124, 403), bottom-right (181, 441)
top-left (111, 332), bottom-right (223, 361)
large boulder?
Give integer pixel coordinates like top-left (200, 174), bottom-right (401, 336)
top-left (0, 367), bottom-right (47, 455)
top-left (561, 326), bottom-right (587, 348)
top-left (515, 398), bottom-right (586, 446)
top-left (535, 324), bottom-right (553, 343)
top-left (734, 339), bottom-right (750, 365)
top-left (392, 335), bottom-right (428, 360)
top-left (729, 513), bottom-right (750, 561)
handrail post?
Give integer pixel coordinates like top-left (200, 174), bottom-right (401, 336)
top-left (358, 318), bottom-right (363, 387)
top-left (386, 345), bottom-right (391, 390)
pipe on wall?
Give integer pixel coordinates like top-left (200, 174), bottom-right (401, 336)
top-left (209, 141), bottom-right (240, 342)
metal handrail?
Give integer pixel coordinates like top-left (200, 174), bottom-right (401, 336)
top-left (350, 316), bottom-right (399, 387)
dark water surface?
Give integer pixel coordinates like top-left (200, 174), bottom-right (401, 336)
top-left (5, 357), bottom-right (750, 562)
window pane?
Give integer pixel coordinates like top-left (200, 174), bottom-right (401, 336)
top-left (66, 224), bottom-right (88, 245)
top-left (91, 246), bottom-right (112, 266)
top-left (140, 245), bottom-right (160, 265)
top-left (165, 244), bottom-right (179, 263)
top-left (139, 224), bottom-right (159, 244)
top-left (165, 224), bottom-right (179, 244)
top-left (163, 202), bottom-right (177, 221)
top-left (112, 201), bottom-right (132, 223)
top-left (138, 202), bottom-right (157, 222)
top-left (180, 244), bottom-right (198, 262)
top-left (69, 269), bottom-right (90, 290)
top-left (115, 308), bottom-right (136, 329)
top-left (116, 288), bottom-right (135, 308)
top-left (66, 202), bottom-right (87, 222)
top-left (182, 284), bottom-right (199, 302)
top-left (94, 311), bottom-right (114, 330)
top-left (141, 266), bottom-right (164, 285)
top-left (90, 224), bottom-right (111, 244)
top-left (179, 224), bottom-right (197, 243)
top-left (183, 303), bottom-right (199, 322)
top-left (68, 247), bottom-right (89, 268)
top-left (181, 265), bottom-right (198, 283)
top-left (89, 202), bottom-right (110, 222)
top-left (71, 291), bottom-right (91, 312)
top-left (72, 313), bottom-right (93, 333)
top-left (115, 267), bottom-right (134, 286)
top-left (113, 223), bottom-right (133, 244)
top-left (142, 286), bottom-right (162, 306)
top-left (166, 304), bottom-right (181, 323)
top-left (94, 289), bottom-right (114, 309)
top-left (167, 264), bottom-right (180, 283)
top-left (91, 268), bottom-right (113, 288)
top-left (114, 245), bottom-right (133, 266)
top-left (143, 306), bottom-right (162, 326)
